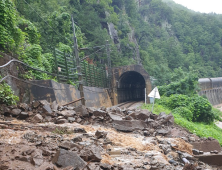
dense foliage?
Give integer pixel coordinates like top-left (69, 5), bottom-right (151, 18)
top-left (1, 0), bottom-right (222, 85)
top-left (157, 94), bottom-right (215, 123)
top-left (158, 71), bottom-right (199, 96)
top-left (2, 0), bottom-right (222, 105)
top-left (0, 77), bottom-right (19, 105)
top-left (142, 104), bottom-right (222, 146)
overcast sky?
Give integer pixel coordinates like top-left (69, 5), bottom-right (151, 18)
top-left (173, 0), bottom-right (222, 14)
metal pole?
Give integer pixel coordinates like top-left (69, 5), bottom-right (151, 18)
top-left (71, 15), bottom-right (85, 105)
top-left (53, 49), bottom-right (60, 82)
top-left (145, 88), bottom-right (146, 104)
top-left (151, 88), bottom-right (156, 112)
top-left (106, 40), bottom-right (111, 88)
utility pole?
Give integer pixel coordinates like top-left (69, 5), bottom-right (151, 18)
top-left (135, 41), bottom-right (141, 65)
top-left (106, 40), bottom-right (111, 88)
top-left (71, 15), bottom-right (85, 105)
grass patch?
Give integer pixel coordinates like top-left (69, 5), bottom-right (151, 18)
top-left (52, 127), bottom-right (72, 134)
top-left (212, 107), bottom-right (222, 121)
top-left (142, 103), bottom-right (171, 115)
top-left (142, 104), bottom-right (222, 146)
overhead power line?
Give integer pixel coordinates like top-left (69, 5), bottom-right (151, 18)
top-left (22, 0), bottom-right (70, 44)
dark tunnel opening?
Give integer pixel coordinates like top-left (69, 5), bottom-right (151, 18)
top-left (117, 71), bottom-right (146, 103)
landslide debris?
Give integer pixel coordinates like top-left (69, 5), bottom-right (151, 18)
top-left (0, 101), bottom-right (221, 170)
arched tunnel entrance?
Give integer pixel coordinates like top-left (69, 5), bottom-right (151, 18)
top-left (117, 71), bottom-right (146, 103)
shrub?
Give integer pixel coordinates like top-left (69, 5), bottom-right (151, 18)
top-left (158, 73), bottom-right (199, 97)
top-left (157, 94), bottom-right (215, 124)
top-left (172, 107), bottom-right (193, 121)
top-left (189, 95), bottom-right (214, 123)
top-left (0, 78), bottom-right (19, 105)
top-left (168, 94), bottom-right (189, 110)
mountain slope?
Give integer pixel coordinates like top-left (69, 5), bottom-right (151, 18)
top-left (2, 0), bottom-right (222, 85)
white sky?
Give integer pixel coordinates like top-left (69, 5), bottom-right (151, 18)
top-left (173, 0), bottom-right (222, 14)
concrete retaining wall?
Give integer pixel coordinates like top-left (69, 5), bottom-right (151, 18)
top-left (199, 88), bottom-right (222, 105)
top-left (11, 79), bottom-right (112, 108)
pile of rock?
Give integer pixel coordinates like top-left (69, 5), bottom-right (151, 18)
top-left (1, 100), bottom-right (174, 135)
top-left (1, 100), bottom-right (222, 169)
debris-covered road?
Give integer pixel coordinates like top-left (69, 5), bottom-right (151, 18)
top-left (0, 100), bottom-right (221, 170)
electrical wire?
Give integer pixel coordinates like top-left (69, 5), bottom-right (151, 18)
top-left (0, 59), bottom-right (61, 77)
top-left (0, 75), bottom-right (109, 94)
top-left (0, 75), bottom-right (71, 90)
top-left (81, 46), bottom-right (105, 61)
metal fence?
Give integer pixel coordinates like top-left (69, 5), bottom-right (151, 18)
top-left (54, 49), bottom-right (77, 83)
top-left (54, 49), bottom-right (109, 88)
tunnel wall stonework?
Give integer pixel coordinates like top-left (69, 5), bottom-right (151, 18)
top-left (111, 65), bottom-right (152, 105)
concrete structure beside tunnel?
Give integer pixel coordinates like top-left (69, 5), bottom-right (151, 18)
top-left (110, 65), bottom-right (152, 105)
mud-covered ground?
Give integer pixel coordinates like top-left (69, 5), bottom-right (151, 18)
top-left (0, 100), bottom-right (222, 170)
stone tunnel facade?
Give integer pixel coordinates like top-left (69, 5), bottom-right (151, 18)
top-left (110, 65), bottom-right (152, 105)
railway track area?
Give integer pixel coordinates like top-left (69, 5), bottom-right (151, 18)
top-left (115, 100), bottom-right (144, 109)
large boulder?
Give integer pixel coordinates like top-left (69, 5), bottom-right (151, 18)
top-left (19, 103), bottom-right (29, 111)
top-left (11, 109), bottom-right (21, 116)
top-left (32, 114), bottom-right (43, 123)
top-left (93, 109), bottom-right (107, 117)
top-left (18, 112), bottom-right (29, 119)
top-left (157, 113), bottom-right (174, 125)
top-left (80, 145), bottom-right (102, 162)
top-left (42, 105), bottom-right (52, 114)
top-left (51, 101), bottom-right (59, 111)
top-left (31, 149), bottom-right (44, 167)
top-left (108, 112), bottom-right (123, 121)
top-left (52, 149), bottom-right (86, 168)
top-left (75, 105), bottom-right (89, 117)
top-left (128, 109), bottom-right (151, 120)
top-left (60, 110), bottom-right (76, 118)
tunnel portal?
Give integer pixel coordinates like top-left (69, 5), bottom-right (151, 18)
top-left (117, 71), bottom-right (146, 103)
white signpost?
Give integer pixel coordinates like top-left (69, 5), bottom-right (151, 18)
top-left (148, 87), bottom-right (160, 112)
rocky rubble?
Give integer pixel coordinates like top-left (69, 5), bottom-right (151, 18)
top-left (0, 100), bottom-right (221, 170)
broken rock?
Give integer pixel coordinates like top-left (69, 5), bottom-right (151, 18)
top-left (59, 141), bottom-right (80, 150)
top-left (56, 119), bottom-right (68, 124)
top-left (11, 109), bottom-right (21, 116)
top-left (52, 149), bottom-right (86, 168)
top-left (128, 109), bottom-right (151, 120)
top-left (31, 149), bottom-right (44, 167)
top-left (60, 110), bottom-right (76, 118)
top-left (156, 129), bottom-right (169, 135)
top-left (74, 128), bottom-right (86, 133)
top-left (39, 100), bottom-right (50, 106)
top-left (32, 114), bottom-right (43, 123)
top-left (113, 120), bottom-right (147, 132)
top-left (51, 101), bottom-right (59, 111)
top-left (19, 103), bottom-right (29, 111)
top-left (93, 109), bottom-right (107, 117)
top-left (108, 112), bottom-right (123, 121)
top-left (75, 105), bottom-right (89, 117)
top-left (42, 104), bottom-right (52, 114)
top-left (67, 117), bottom-right (75, 123)
top-left (80, 145), bottom-right (102, 162)
top-left (95, 130), bottom-right (108, 139)
top-left (32, 101), bottom-right (40, 108)
top-left (18, 112), bottom-right (29, 119)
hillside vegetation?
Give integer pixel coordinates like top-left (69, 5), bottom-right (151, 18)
top-left (1, 0), bottom-right (222, 85)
